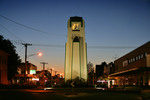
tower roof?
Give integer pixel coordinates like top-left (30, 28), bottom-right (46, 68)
top-left (69, 16), bottom-right (83, 27)
top-left (70, 16), bottom-right (82, 21)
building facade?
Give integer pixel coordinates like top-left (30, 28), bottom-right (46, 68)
top-left (109, 41), bottom-right (150, 86)
top-left (14, 62), bottom-right (37, 84)
top-left (0, 50), bottom-right (9, 84)
top-left (65, 16), bottom-right (87, 82)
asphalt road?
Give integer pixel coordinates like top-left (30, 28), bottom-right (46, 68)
top-left (0, 88), bottom-right (143, 100)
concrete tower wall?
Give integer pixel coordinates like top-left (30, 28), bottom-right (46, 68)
top-left (65, 17), bottom-right (87, 82)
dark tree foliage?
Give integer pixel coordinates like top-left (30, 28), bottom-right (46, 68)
top-left (0, 35), bottom-right (21, 82)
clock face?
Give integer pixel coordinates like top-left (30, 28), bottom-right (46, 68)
top-left (72, 23), bottom-right (80, 31)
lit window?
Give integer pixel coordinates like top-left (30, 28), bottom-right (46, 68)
top-left (136, 56), bottom-right (138, 60)
top-left (72, 23), bottom-right (79, 30)
top-left (141, 54), bottom-right (143, 58)
top-left (144, 52), bottom-right (147, 57)
top-left (123, 60), bottom-right (128, 67)
top-left (139, 55), bottom-right (141, 59)
top-left (129, 60), bottom-right (130, 63)
top-left (133, 58), bottom-right (135, 61)
top-left (131, 59), bottom-right (133, 62)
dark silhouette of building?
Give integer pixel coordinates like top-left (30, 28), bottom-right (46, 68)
top-left (96, 62), bottom-right (107, 80)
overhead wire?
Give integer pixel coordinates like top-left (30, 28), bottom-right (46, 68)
top-left (0, 14), bottom-right (67, 37)
top-left (0, 14), bottom-right (137, 49)
top-left (87, 46), bottom-right (136, 49)
top-left (32, 44), bottom-right (64, 48)
top-left (0, 14), bottom-right (137, 67)
top-left (0, 25), bottom-right (14, 39)
top-left (0, 23), bottom-right (26, 44)
top-left (0, 14), bottom-right (138, 72)
top-left (31, 43), bottom-right (136, 49)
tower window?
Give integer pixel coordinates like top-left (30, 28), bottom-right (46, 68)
top-left (73, 37), bottom-right (80, 42)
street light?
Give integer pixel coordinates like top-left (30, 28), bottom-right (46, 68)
top-left (24, 52), bottom-right (43, 83)
top-left (38, 52), bottom-right (42, 56)
top-left (28, 52), bottom-right (43, 58)
top-left (60, 73), bottom-right (63, 78)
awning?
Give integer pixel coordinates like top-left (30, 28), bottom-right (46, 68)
top-left (108, 68), bottom-right (138, 76)
top-left (109, 67), bottom-right (150, 77)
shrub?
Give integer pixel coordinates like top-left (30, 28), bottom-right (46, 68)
top-left (112, 85), bottom-right (124, 90)
top-left (62, 77), bottom-right (89, 88)
top-left (124, 86), bottom-right (141, 92)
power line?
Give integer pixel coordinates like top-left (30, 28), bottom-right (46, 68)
top-left (12, 42), bottom-right (137, 49)
top-left (0, 14), bottom-right (137, 50)
top-left (17, 46), bottom-right (24, 53)
top-left (32, 44), bottom-right (64, 48)
top-left (11, 41), bottom-right (137, 49)
top-left (0, 23), bottom-right (26, 44)
top-left (0, 24), bottom-right (21, 40)
top-left (0, 14), bottom-right (66, 37)
top-left (32, 43), bottom-right (136, 49)
top-left (0, 27), bottom-right (16, 40)
top-left (87, 46), bottom-right (136, 49)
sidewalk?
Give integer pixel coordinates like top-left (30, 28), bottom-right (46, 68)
top-left (141, 90), bottom-right (150, 100)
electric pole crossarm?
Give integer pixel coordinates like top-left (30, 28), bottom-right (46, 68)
top-left (40, 62), bottom-right (48, 70)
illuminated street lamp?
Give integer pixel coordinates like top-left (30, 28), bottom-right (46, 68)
top-left (60, 73), bottom-right (63, 78)
top-left (28, 52), bottom-right (43, 58)
top-left (38, 52), bottom-right (42, 56)
top-left (24, 52), bottom-right (43, 83)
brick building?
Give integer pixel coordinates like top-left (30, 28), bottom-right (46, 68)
top-left (0, 50), bottom-right (9, 84)
top-left (109, 41), bottom-right (150, 86)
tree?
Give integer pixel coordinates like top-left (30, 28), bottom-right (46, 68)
top-left (87, 62), bottom-right (94, 74)
top-left (0, 35), bottom-right (21, 82)
top-left (87, 62), bottom-right (94, 85)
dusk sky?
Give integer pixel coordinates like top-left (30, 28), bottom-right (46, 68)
top-left (0, 0), bottom-right (150, 75)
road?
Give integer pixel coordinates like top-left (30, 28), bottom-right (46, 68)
top-left (0, 88), bottom-right (143, 100)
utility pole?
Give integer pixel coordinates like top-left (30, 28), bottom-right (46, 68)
top-left (50, 69), bottom-right (52, 87)
top-left (40, 62), bottom-right (48, 88)
top-left (48, 68), bottom-right (54, 87)
top-left (22, 43), bottom-right (32, 83)
top-left (40, 62), bottom-right (48, 70)
top-left (54, 71), bottom-right (58, 76)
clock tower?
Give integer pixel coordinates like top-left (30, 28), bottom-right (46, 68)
top-left (65, 16), bottom-right (87, 82)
